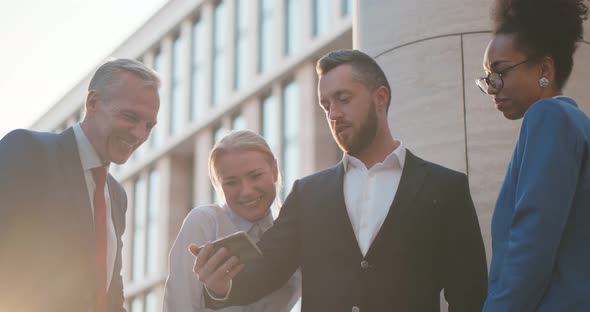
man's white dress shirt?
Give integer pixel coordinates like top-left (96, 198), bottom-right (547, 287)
top-left (342, 142), bottom-right (406, 256)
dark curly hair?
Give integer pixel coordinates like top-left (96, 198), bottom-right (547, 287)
top-left (492, 0), bottom-right (589, 89)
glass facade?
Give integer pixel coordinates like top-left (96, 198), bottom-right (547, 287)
top-left (150, 50), bottom-right (164, 148)
top-left (234, 0), bottom-right (249, 90)
top-left (132, 177), bottom-right (147, 280)
top-left (212, 1), bottom-right (227, 106)
top-left (131, 169), bottom-right (160, 281)
top-left (285, 0), bottom-right (301, 56)
top-left (191, 18), bottom-right (205, 121)
top-left (171, 35), bottom-right (183, 135)
top-left (342, 0), bottom-right (352, 16)
top-left (232, 113), bottom-right (246, 130)
top-left (131, 297), bottom-right (143, 312)
top-left (282, 81), bottom-right (299, 198)
top-left (258, 0), bottom-right (273, 73)
top-left (145, 292), bottom-right (158, 312)
top-left (146, 169), bottom-right (160, 276)
top-left (313, 0), bottom-right (330, 37)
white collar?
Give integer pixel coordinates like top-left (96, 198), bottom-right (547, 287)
top-left (73, 123), bottom-right (109, 171)
top-left (342, 141), bottom-right (406, 172)
top-left (223, 204), bottom-right (274, 233)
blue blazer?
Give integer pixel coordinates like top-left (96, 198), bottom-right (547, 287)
top-left (484, 97), bottom-right (590, 311)
top-left (0, 128), bottom-right (127, 312)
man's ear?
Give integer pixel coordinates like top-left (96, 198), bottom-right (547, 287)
top-left (374, 85), bottom-right (389, 114)
top-left (85, 90), bottom-right (99, 116)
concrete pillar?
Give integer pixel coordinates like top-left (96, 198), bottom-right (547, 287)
top-left (194, 128), bottom-right (214, 207)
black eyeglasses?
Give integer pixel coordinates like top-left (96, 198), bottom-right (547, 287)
top-left (475, 59), bottom-right (529, 94)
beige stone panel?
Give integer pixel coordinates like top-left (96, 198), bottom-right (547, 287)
top-left (357, 0), bottom-right (490, 57)
top-left (463, 33), bottom-right (521, 264)
top-left (165, 155), bottom-right (193, 260)
top-left (564, 42), bottom-right (590, 112)
top-left (298, 62), bottom-right (319, 177)
top-left (378, 35), bottom-right (467, 173)
top-left (194, 129), bottom-right (213, 207)
top-left (296, 61), bottom-right (340, 176)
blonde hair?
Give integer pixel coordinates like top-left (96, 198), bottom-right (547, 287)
top-left (209, 130), bottom-right (283, 206)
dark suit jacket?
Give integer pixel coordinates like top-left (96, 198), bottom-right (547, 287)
top-left (0, 128), bottom-right (127, 312)
top-left (209, 150), bottom-right (487, 312)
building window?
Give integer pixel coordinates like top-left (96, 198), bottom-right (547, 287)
top-left (261, 94), bottom-right (280, 157)
top-left (145, 291), bottom-right (158, 312)
top-left (191, 18), bottom-right (205, 121)
top-left (342, 0), bottom-right (352, 16)
top-left (212, 1), bottom-right (227, 107)
top-left (234, 0), bottom-right (249, 90)
top-left (131, 169), bottom-right (160, 282)
top-left (132, 176), bottom-right (147, 281)
top-left (313, 0), bottom-right (330, 37)
top-left (258, 0), bottom-right (274, 73)
top-left (170, 34), bottom-right (183, 135)
top-left (128, 289), bottom-right (158, 312)
top-left (282, 81), bottom-right (299, 198)
top-left (146, 169), bottom-right (160, 276)
top-left (131, 296), bottom-right (143, 312)
top-left (285, 0), bottom-right (301, 56)
top-left (150, 50), bottom-right (164, 148)
top-left (231, 113), bottom-right (246, 130)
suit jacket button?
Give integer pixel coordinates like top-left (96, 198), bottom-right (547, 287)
top-left (360, 260), bottom-right (369, 269)
top-left (352, 306), bottom-right (360, 312)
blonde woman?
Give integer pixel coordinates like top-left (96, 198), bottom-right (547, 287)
top-left (163, 130), bottom-right (301, 312)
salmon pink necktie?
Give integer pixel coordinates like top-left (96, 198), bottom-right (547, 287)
top-left (92, 167), bottom-right (108, 312)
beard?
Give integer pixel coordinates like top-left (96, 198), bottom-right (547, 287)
top-left (333, 101), bottom-right (378, 156)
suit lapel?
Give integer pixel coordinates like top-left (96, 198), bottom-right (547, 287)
top-left (57, 128), bottom-right (95, 235)
top-left (366, 149), bottom-right (429, 258)
top-left (326, 163), bottom-right (364, 258)
top-left (388, 150), bottom-right (429, 219)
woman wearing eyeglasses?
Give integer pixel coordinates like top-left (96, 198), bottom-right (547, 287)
top-left (477, 0), bottom-right (590, 311)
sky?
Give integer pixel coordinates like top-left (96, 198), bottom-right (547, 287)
top-left (0, 0), bottom-right (169, 138)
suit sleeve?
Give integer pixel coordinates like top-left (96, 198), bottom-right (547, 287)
top-left (443, 174), bottom-right (488, 312)
top-left (163, 209), bottom-right (215, 312)
top-left (0, 130), bottom-right (47, 309)
top-left (207, 180), bottom-right (302, 308)
top-left (0, 130), bottom-right (43, 230)
top-left (483, 101), bottom-right (582, 311)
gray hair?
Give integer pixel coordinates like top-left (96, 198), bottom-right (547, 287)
top-left (88, 58), bottom-right (160, 97)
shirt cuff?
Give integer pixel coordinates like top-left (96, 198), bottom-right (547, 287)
top-left (205, 280), bottom-right (232, 301)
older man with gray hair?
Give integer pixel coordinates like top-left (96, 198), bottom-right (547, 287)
top-left (0, 58), bottom-right (160, 312)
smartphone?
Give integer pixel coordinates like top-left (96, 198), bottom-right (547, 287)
top-left (207, 231), bottom-right (263, 262)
